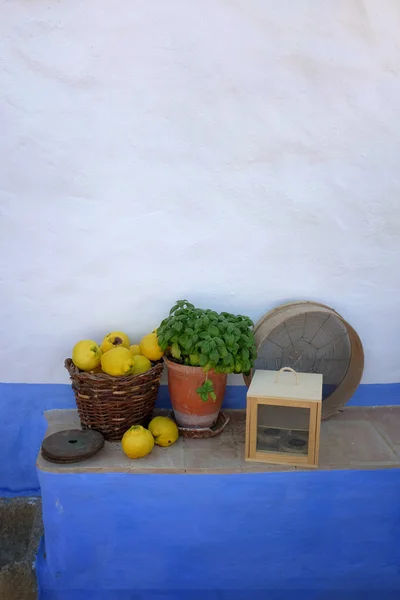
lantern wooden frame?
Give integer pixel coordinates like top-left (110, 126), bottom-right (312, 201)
top-left (245, 368), bottom-right (323, 467)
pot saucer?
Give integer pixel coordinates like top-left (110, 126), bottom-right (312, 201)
top-left (177, 411), bottom-right (230, 439)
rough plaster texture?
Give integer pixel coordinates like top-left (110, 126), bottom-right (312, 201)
top-left (0, 498), bottom-right (42, 599)
top-left (1, 0), bottom-right (400, 384)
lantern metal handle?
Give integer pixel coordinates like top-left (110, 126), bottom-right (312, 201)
top-left (275, 367), bottom-right (299, 385)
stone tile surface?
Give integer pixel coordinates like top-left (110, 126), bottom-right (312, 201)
top-left (39, 417), bottom-right (186, 474)
top-left (319, 416), bottom-right (398, 467)
top-left (366, 406), bottom-right (400, 458)
top-left (38, 407), bottom-right (400, 475)
top-left (183, 429), bottom-right (241, 473)
top-left (229, 410), bottom-right (246, 444)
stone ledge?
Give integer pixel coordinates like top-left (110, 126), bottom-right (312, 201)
top-left (36, 407), bottom-right (400, 475)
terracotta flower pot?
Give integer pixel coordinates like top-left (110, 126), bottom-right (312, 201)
top-left (164, 357), bottom-right (227, 428)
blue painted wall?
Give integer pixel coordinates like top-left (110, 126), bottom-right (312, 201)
top-left (37, 469), bottom-right (400, 600)
top-left (1, 382), bottom-right (400, 495)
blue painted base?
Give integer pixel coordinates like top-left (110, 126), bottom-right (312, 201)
top-left (36, 469), bottom-right (400, 600)
top-left (1, 381), bottom-right (400, 494)
top-left (36, 589), bottom-right (400, 600)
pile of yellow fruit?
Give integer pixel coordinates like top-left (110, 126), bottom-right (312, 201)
top-left (121, 416), bottom-right (179, 458)
top-left (71, 331), bottom-right (163, 376)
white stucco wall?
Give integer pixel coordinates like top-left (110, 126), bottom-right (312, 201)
top-left (1, 0), bottom-right (399, 384)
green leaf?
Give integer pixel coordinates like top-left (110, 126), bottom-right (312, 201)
top-left (179, 333), bottom-right (189, 347)
top-left (201, 341), bottom-right (211, 353)
top-left (232, 327), bottom-right (241, 339)
top-left (184, 336), bottom-right (196, 351)
top-left (189, 353), bottom-right (200, 366)
top-left (199, 353), bottom-right (208, 367)
top-left (234, 361), bottom-right (242, 374)
top-left (240, 334), bottom-right (252, 348)
top-left (243, 316), bottom-right (254, 326)
top-left (160, 327), bottom-right (171, 341)
top-left (173, 321), bottom-right (183, 332)
top-left (199, 331), bottom-right (211, 340)
top-left (214, 337), bottom-right (225, 347)
top-left (222, 352), bottom-right (234, 367)
top-left (224, 334), bottom-right (235, 347)
top-left (204, 380), bottom-right (214, 392)
top-left (218, 345), bottom-right (228, 358)
top-left (194, 321), bottom-right (202, 332)
top-left (205, 310), bottom-right (219, 319)
top-left (242, 359), bottom-right (251, 373)
top-left (175, 314), bottom-right (188, 321)
top-left (196, 378), bottom-right (215, 402)
top-left (169, 300), bottom-right (192, 315)
top-left (210, 391), bottom-right (217, 402)
top-left (208, 324), bottom-right (220, 337)
top-left (209, 350), bottom-right (219, 364)
top-left (231, 342), bottom-right (239, 355)
top-left (169, 303), bottom-right (180, 315)
top-left (171, 343), bottom-right (181, 360)
top-left (241, 348), bottom-right (250, 361)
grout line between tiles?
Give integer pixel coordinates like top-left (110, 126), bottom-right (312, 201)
top-left (364, 410), bottom-right (400, 459)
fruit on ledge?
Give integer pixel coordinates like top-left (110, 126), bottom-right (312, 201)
top-left (148, 416), bottom-right (179, 447)
top-left (122, 425), bottom-right (154, 459)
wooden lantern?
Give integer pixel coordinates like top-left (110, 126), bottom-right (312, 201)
top-left (245, 367), bottom-right (323, 467)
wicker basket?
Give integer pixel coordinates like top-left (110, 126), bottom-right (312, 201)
top-left (64, 358), bottom-right (163, 441)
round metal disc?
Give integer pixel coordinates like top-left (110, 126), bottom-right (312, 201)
top-left (41, 429), bottom-right (105, 464)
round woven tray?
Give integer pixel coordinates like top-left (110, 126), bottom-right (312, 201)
top-left (65, 359), bottom-right (163, 441)
top-left (244, 301), bottom-right (364, 419)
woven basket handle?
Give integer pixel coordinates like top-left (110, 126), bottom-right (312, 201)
top-left (275, 367), bottom-right (299, 385)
